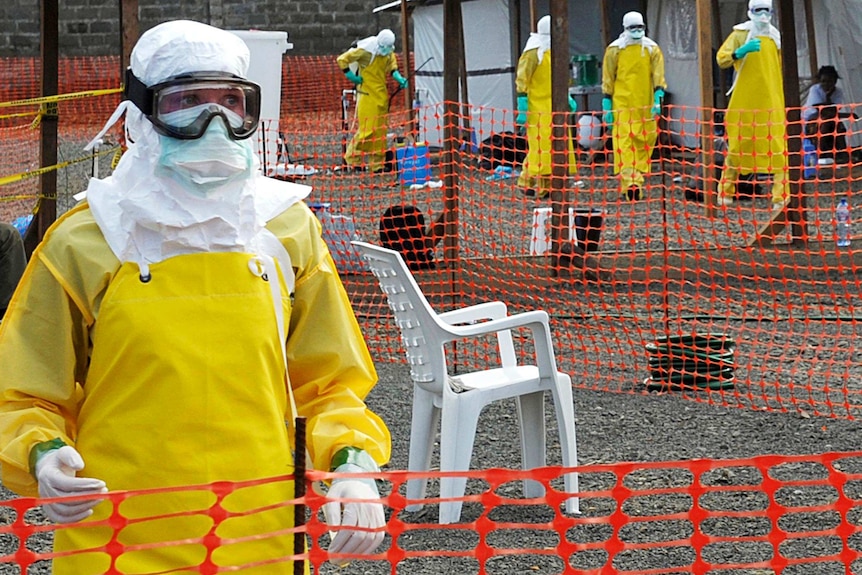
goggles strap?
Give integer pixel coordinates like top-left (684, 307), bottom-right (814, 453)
top-left (124, 69), bottom-right (154, 116)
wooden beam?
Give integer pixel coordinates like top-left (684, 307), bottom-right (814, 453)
top-left (400, 0), bottom-right (412, 114)
top-left (696, 0), bottom-right (715, 218)
top-left (803, 0), bottom-right (818, 77)
top-left (119, 0), bottom-right (139, 76)
top-left (756, 0), bottom-right (805, 244)
top-left (442, 0), bottom-right (461, 265)
top-left (27, 0), bottom-right (59, 256)
top-left (549, 0), bottom-right (568, 274)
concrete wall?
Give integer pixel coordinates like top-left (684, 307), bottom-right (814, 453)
top-left (0, 0), bottom-right (401, 57)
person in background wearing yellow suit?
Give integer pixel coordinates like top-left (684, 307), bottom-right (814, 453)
top-left (0, 20), bottom-right (390, 574)
top-left (515, 15), bottom-right (578, 199)
top-left (337, 29), bottom-right (408, 173)
top-left (601, 11), bottom-right (667, 202)
top-left (716, 0), bottom-right (788, 211)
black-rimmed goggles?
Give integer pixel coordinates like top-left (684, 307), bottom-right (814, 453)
top-left (124, 69), bottom-right (262, 140)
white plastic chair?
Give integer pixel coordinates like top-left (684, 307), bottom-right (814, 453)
top-left (352, 241), bottom-right (578, 524)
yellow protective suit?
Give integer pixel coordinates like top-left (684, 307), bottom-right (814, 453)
top-left (515, 48), bottom-right (577, 197)
top-left (337, 47), bottom-right (399, 172)
top-left (716, 29), bottom-right (788, 204)
top-left (601, 41), bottom-right (666, 194)
top-left (0, 202), bottom-right (391, 573)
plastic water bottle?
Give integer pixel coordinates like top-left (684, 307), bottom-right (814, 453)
top-left (802, 138), bottom-right (817, 179)
top-left (836, 198), bottom-right (851, 247)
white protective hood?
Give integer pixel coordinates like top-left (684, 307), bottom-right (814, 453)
top-left (84, 20), bottom-right (309, 276)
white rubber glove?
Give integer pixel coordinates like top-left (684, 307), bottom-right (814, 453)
top-left (35, 446), bottom-right (108, 523)
top-left (323, 463), bottom-right (385, 557)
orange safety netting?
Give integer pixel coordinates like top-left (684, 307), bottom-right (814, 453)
top-left (2, 453), bottom-right (862, 573)
top-left (2, 55), bottom-right (862, 572)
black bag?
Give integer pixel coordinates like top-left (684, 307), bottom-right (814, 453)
top-left (478, 131), bottom-right (527, 170)
top-left (379, 205), bottom-right (435, 270)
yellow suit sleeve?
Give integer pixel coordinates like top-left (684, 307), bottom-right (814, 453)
top-left (717, 30), bottom-right (747, 70)
top-left (267, 206), bottom-right (391, 473)
top-left (651, 46), bottom-right (667, 92)
top-left (0, 209), bottom-right (102, 496)
top-left (515, 49), bottom-right (538, 95)
top-left (602, 46), bottom-right (620, 96)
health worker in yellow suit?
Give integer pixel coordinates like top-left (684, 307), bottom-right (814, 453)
top-left (716, 0), bottom-right (789, 211)
top-left (338, 29), bottom-right (409, 172)
top-left (516, 15), bottom-right (578, 198)
top-left (0, 20), bottom-right (390, 574)
top-left (601, 11), bottom-right (667, 202)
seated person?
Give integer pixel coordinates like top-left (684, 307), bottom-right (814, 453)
top-left (0, 222), bottom-right (27, 320)
top-left (802, 65), bottom-right (853, 163)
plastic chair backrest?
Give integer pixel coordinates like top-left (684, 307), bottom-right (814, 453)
top-left (353, 241), bottom-right (445, 389)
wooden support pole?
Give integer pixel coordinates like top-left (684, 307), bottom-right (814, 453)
top-left (549, 0), bottom-right (568, 273)
top-left (26, 0), bottom-right (59, 256)
top-left (696, 0), bottom-right (715, 217)
top-left (441, 0), bottom-right (461, 265)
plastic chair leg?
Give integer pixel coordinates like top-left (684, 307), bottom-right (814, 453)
top-left (406, 385), bottom-right (441, 512)
top-left (517, 391), bottom-right (547, 498)
top-left (551, 374), bottom-right (579, 515)
top-left (437, 394), bottom-right (483, 524)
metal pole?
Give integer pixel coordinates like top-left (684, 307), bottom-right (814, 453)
top-left (293, 416), bottom-right (307, 575)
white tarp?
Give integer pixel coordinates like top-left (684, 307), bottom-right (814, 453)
top-left (410, 0), bottom-right (515, 148)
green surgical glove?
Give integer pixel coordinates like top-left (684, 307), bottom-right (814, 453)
top-left (568, 95), bottom-right (578, 114)
top-left (516, 95), bottom-right (528, 127)
top-left (344, 69), bottom-right (363, 85)
top-left (392, 70), bottom-right (408, 89)
top-left (733, 38), bottom-right (761, 59)
top-left (601, 97), bottom-right (614, 131)
top-left (651, 88), bottom-right (665, 117)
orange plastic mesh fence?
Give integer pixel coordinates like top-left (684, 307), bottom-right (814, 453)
top-left (2, 57), bottom-right (862, 419)
top-left (3, 452), bottom-right (862, 573)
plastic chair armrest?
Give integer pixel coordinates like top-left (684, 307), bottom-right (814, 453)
top-left (438, 301), bottom-right (508, 325)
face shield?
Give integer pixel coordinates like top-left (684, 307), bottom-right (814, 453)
top-left (125, 68), bottom-right (261, 140)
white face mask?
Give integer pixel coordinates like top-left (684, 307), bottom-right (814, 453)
top-left (750, 9), bottom-right (772, 30)
top-left (156, 117), bottom-right (253, 195)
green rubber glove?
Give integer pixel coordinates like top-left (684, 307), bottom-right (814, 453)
top-left (516, 95), bottom-right (528, 127)
top-left (601, 97), bottom-right (614, 130)
top-left (344, 69), bottom-right (363, 85)
top-left (733, 38), bottom-right (761, 59)
top-left (392, 70), bottom-right (408, 89)
top-left (651, 88), bottom-right (665, 117)
top-left (568, 95), bottom-right (578, 113)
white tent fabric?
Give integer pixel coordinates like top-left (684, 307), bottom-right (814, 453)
top-left (411, 0), bottom-right (514, 148)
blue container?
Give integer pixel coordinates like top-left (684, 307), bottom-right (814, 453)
top-left (396, 143), bottom-right (431, 186)
top-left (802, 138), bottom-right (817, 179)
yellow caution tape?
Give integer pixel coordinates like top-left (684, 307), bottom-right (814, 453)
top-left (0, 88), bottom-right (122, 109)
top-left (0, 111), bottom-right (39, 121)
top-left (0, 146), bottom-right (117, 188)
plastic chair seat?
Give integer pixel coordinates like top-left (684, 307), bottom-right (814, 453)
top-left (352, 241), bottom-right (579, 524)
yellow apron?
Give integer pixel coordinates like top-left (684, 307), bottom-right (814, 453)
top-left (612, 45), bottom-right (658, 184)
top-left (517, 49), bottom-right (577, 194)
top-left (724, 37), bottom-right (786, 173)
top-left (53, 251), bottom-right (304, 574)
top-left (345, 54), bottom-right (394, 171)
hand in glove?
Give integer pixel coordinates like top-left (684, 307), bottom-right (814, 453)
top-left (35, 445), bottom-right (107, 523)
top-left (516, 95), bottom-right (529, 127)
top-left (344, 69), bottom-right (363, 86)
top-left (651, 88), bottom-right (665, 117)
top-left (733, 38), bottom-right (761, 59)
top-left (392, 71), bottom-right (409, 90)
top-left (568, 95), bottom-right (578, 114)
top-left (324, 461), bottom-right (385, 558)
top-left (602, 97), bottom-right (614, 133)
